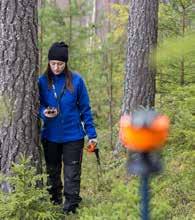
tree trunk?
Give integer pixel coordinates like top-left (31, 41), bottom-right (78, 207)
top-left (108, 52), bottom-right (113, 149)
top-left (180, 4), bottom-right (186, 86)
top-left (39, 0), bottom-right (45, 73)
top-left (68, 0), bottom-right (73, 50)
top-left (90, 0), bottom-right (97, 48)
top-left (0, 0), bottom-right (40, 175)
top-left (192, 2), bottom-right (195, 29)
top-left (92, 0), bottom-right (97, 34)
top-left (106, 0), bottom-right (114, 150)
top-left (122, 0), bottom-right (159, 114)
top-left (114, 0), bottom-right (159, 153)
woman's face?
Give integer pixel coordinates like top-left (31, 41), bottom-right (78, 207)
top-left (49, 60), bottom-right (65, 75)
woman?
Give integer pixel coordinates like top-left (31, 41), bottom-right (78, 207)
top-left (38, 42), bottom-right (97, 214)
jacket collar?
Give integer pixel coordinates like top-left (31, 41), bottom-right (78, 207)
top-left (51, 71), bottom-right (65, 81)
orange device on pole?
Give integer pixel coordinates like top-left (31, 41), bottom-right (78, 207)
top-left (119, 112), bottom-right (170, 152)
top-left (119, 109), bottom-right (170, 220)
top-left (86, 141), bottom-right (97, 153)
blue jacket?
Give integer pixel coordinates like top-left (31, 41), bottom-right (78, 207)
top-left (38, 71), bottom-right (97, 143)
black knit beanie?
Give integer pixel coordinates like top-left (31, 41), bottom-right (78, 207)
top-left (48, 42), bottom-right (69, 62)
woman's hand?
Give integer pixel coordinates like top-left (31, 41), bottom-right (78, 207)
top-left (87, 138), bottom-right (98, 152)
top-left (44, 107), bottom-right (58, 118)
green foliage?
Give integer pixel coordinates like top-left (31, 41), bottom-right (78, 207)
top-left (158, 0), bottom-right (193, 39)
top-left (157, 32), bottom-right (195, 65)
top-left (157, 1), bottom-right (195, 86)
top-left (0, 155), bottom-right (63, 220)
top-left (157, 85), bottom-right (195, 149)
top-left (78, 139), bottom-right (194, 219)
top-left (151, 150), bottom-right (195, 219)
top-left (109, 4), bottom-right (128, 44)
top-left (79, 152), bottom-right (140, 220)
top-left (39, 0), bottom-right (91, 72)
top-left (79, 181), bottom-right (139, 220)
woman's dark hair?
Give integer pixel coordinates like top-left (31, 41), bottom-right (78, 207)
top-left (44, 63), bottom-right (73, 92)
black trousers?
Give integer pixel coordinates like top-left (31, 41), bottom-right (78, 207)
top-left (42, 139), bottom-right (84, 207)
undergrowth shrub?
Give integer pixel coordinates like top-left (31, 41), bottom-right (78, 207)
top-left (0, 155), bottom-right (63, 220)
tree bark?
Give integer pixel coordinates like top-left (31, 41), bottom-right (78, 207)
top-left (106, 0), bottom-right (114, 150)
top-left (39, 0), bottom-right (45, 73)
top-left (114, 0), bottom-right (159, 153)
top-left (90, 0), bottom-right (97, 48)
top-left (68, 0), bottom-right (73, 50)
top-left (122, 0), bottom-right (159, 114)
top-left (0, 0), bottom-right (40, 175)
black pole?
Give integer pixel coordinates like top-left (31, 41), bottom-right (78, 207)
top-left (127, 152), bottom-right (162, 220)
top-left (123, 110), bottom-right (167, 220)
top-left (141, 175), bottom-right (150, 220)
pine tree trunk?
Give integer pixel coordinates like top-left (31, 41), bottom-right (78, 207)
top-left (0, 0), bottom-right (40, 175)
top-left (114, 0), bottom-right (159, 153)
top-left (68, 0), bottom-right (73, 50)
top-left (39, 0), bottom-right (45, 73)
top-left (122, 0), bottom-right (159, 114)
top-left (106, 0), bottom-right (114, 149)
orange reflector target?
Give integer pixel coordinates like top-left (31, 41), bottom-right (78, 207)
top-left (119, 113), bottom-right (170, 152)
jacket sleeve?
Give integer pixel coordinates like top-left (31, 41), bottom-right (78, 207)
top-left (77, 77), bottom-right (97, 139)
top-left (38, 77), bottom-right (48, 121)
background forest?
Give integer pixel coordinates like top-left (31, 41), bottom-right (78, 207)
top-left (0, 0), bottom-right (194, 219)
